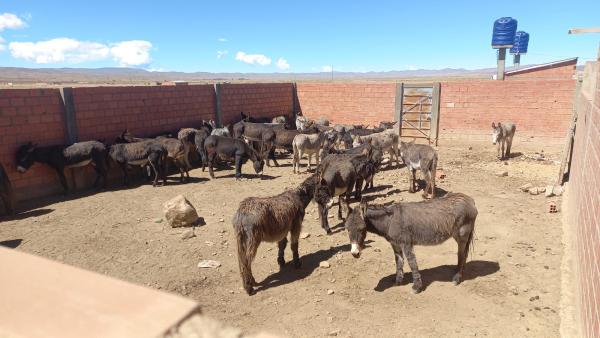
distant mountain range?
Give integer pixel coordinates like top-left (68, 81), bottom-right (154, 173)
top-left (0, 64), bottom-right (583, 85)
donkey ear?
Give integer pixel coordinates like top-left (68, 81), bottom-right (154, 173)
top-left (359, 198), bottom-right (368, 217)
top-left (491, 122), bottom-right (496, 128)
top-left (320, 177), bottom-right (327, 186)
top-left (497, 122), bottom-right (502, 128)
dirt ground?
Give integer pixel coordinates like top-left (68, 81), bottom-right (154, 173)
top-left (0, 139), bottom-right (565, 337)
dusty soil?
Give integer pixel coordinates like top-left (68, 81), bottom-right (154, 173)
top-left (0, 140), bottom-right (564, 337)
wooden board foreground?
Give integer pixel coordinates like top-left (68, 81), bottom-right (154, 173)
top-left (0, 247), bottom-right (201, 338)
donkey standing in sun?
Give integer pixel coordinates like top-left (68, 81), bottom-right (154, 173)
top-left (232, 175), bottom-right (317, 295)
top-left (491, 122), bottom-right (516, 160)
top-left (345, 193), bottom-right (477, 293)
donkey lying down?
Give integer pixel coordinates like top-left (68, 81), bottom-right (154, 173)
top-left (232, 175), bottom-right (317, 295)
top-left (345, 193), bottom-right (477, 293)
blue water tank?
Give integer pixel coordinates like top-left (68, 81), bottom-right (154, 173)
top-left (510, 31), bottom-right (529, 54)
top-left (492, 17), bottom-right (518, 48)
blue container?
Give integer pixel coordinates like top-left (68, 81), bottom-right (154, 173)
top-left (510, 31), bottom-right (529, 54)
top-left (492, 17), bottom-right (518, 48)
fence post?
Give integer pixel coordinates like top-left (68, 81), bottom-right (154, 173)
top-left (394, 83), bottom-right (404, 138)
top-left (59, 87), bottom-right (78, 144)
top-left (214, 83), bottom-right (223, 127)
top-left (430, 83), bottom-right (441, 146)
top-left (292, 82), bottom-right (299, 114)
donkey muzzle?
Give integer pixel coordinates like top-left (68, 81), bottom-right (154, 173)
top-left (350, 243), bottom-right (361, 258)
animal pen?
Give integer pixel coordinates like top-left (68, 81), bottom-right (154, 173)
top-left (0, 55), bottom-right (599, 337)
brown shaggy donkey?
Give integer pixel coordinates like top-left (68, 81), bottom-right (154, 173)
top-left (232, 175), bottom-right (317, 295)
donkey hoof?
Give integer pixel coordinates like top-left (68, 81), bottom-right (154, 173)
top-left (452, 273), bottom-right (462, 285)
top-left (293, 260), bottom-right (302, 269)
top-left (395, 277), bottom-right (404, 286)
top-left (244, 286), bottom-right (256, 296)
top-left (412, 281), bottom-right (423, 294)
top-left (325, 230), bottom-right (333, 235)
top-left (277, 257), bottom-right (285, 268)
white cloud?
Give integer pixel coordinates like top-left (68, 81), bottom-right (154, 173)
top-left (276, 58), bottom-right (290, 70)
top-left (217, 50), bottom-right (228, 59)
top-left (218, 37), bottom-right (227, 42)
top-left (235, 51), bottom-right (271, 66)
top-left (8, 38), bottom-right (152, 66)
top-left (321, 65), bottom-right (332, 72)
top-left (0, 36), bottom-right (5, 51)
top-left (9, 38), bottom-right (110, 63)
top-left (110, 40), bottom-right (152, 66)
top-left (0, 13), bottom-right (26, 31)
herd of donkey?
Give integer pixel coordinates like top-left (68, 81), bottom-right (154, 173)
top-left (0, 111), bottom-right (517, 295)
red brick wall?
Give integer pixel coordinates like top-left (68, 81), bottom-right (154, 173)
top-left (74, 85), bottom-right (215, 141)
top-left (0, 89), bottom-right (67, 200)
top-left (220, 83), bottom-right (293, 126)
top-left (568, 62), bottom-right (600, 338)
top-left (439, 79), bottom-right (575, 142)
top-left (296, 83), bottom-right (396, 126)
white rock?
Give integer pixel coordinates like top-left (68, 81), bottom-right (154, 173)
top-left (219, 218), bottom-right (224, 222)
top-left (327, 289), bottom-right (335, 295)
top-left (163, 195), bottom-right (199, 228)
top-left (496, 170), bottom-right (508, 177)
top-left (198, 260), bottom-right (221, 268)
top-left (545, 185), bottom-right (554, 197)
top-left (181, 230), bottom-right (196, 240)
top-left (529, 187), bottom-right (540, 195)
top-left (319, 261), bottom-right (331, 269)
top-left (519, 183), bottom-right (533, 192)
top-left (300, 232), bottom-right (310, 239)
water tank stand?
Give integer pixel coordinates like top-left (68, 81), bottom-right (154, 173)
top-left (497, 48), bottom-right (506, 80)
top-left (513, 54), bottom-right (521, 68)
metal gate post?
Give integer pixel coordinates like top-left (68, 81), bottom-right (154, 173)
top-left (431, 83), bottom-right (441, 146)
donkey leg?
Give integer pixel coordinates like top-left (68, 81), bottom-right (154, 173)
top-left (392, 245), bottom-right (405, 285)
top-left (401, 243), bottom-right (422, 293)
top-left (501, 141), bottom-right (506, 160)
top-left (506, 139), bottom-right (512, 158)
top-left (453, 227), bottom-right (474, 285)
top-left (277, 237), bottom-right (288, 269)
top-left (238, 236), bottom-right (260, 295)
top-left (307, 154), bottom-right (312, 172)
top-left (290, 221), bottom-right (302, 268)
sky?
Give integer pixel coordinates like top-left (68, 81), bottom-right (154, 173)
top-left (0, 0), bottom-right (599, 73)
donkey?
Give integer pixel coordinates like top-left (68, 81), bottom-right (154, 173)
top-left (211, 124), bottom-right (231, 137)
top-left (240, 111), bottom-right (272, 124)
top-left (232, 121), bottom-right (278, 166)
top-left (15, 141), bottom-right (109, 194)
top-left (314, 148), bottom-right (375, 234)
top-left (0, 163), bottom-right (15, 215)
top-left (353, 129), bottom-right (400, 167)
top-left (399, 141), bottom-right (437, 199)
top-left (109, 140), bottom-right (167, 187)
top-left (232, 175), bottom-right (317, 295)
top-left (204, 135), bottom-right (264, 179)
top-left (345, 193), bottom-right (477, 293)
top-left (491, 122), bottom-right (516, 160)
top-left (292, 132), bottom-right (333, 173)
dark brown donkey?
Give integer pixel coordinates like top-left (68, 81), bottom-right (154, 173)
top-left (345, 193), bottom-right (477, 293)
top-left (232, 175), bottom-right (317, 295)
top-left (399, 141), bottom-right (438, 199)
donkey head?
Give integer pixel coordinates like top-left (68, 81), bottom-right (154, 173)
top-left (346, 199), bottom-right (368, 258)
top-left (491, 122), bottom-right (503, 145)
top-left (15, 142), bottom-right (37, 173)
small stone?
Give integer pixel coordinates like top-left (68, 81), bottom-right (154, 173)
top-left (552, 185), bottom-right (564, 196)
top-left (328, 329), bottom-right (340, 336)
top-left (373, 247), bottom-right (381, 252)
top-left (537, 186), bottom-right (546, 193)
top-left (504, 161), bottom-right (508, 166)
top-left (219, 218), bottom-right (224, 222)
top-left (496, 170), bottom-right (508, 177)
top-left (181, 230), bottom-right (196, 240)
top-left (328, 214), bottom-right (334, 218)
top-left (197, 260), bottom-right (221, 268)
top-left (319, 261), bottom-right (331, 269)
top-left (529, 295), bottom-right (540, 301)
top-left (545, 185), bottom-right (554, 197)
top-left (327, 289), bottom-right (335, 295)
top-left (529, 187), bottom-right (540, 195)
top-left (300, 232), bottom-right (310, 239)
top-left (154, 218), bottom-right (163, 223)
top-left (205, 241), bottom-right (214, 246)
top-left (519, 183), bottom-right (533, 192)
top-left (329, 278), bottom-right (336, 283)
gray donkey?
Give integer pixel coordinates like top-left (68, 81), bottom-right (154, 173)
top-left (491, 122), bottom-right (516, 160)
top-left (232, 175), bottom-right (317, 295)
top-left (399, 142), bottom-right (438, 199)
top-left (345, 193), bottom-right (477, 293)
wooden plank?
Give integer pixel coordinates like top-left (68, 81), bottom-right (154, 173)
top-left (568, 27), bottom-right (600, 34)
